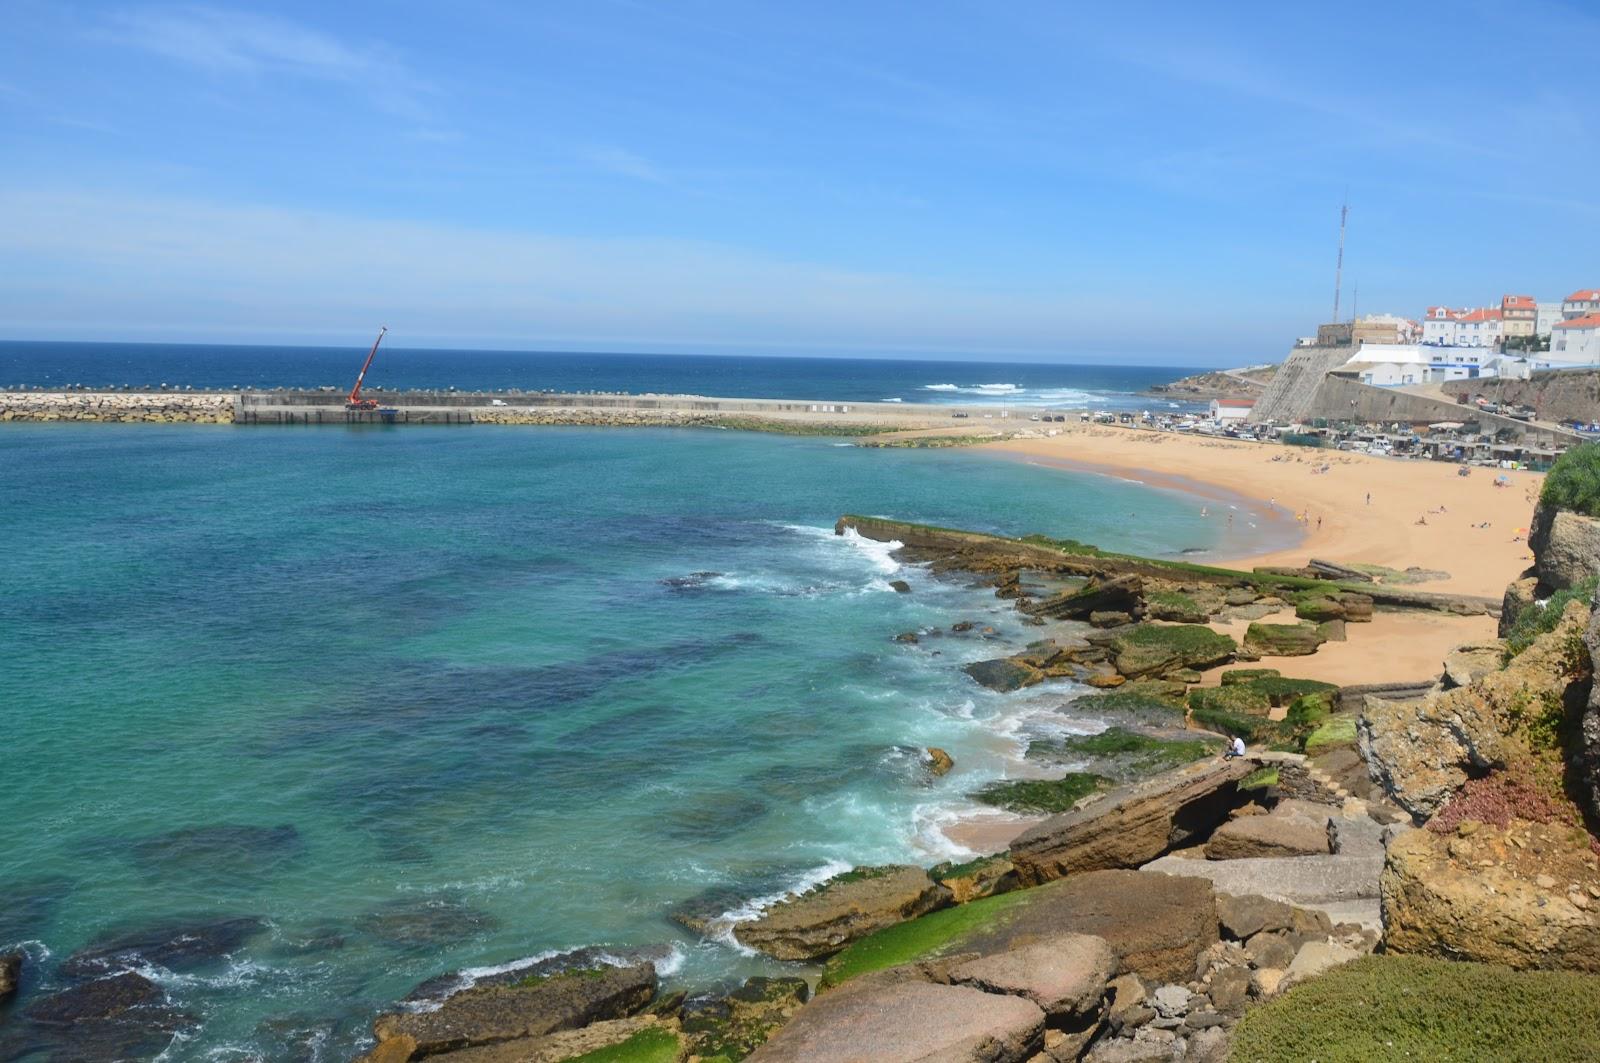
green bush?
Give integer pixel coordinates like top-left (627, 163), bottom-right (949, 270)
top-left (1230, 954), bottom-right (1600, 1063)
top-left (1540, 443), bottom-right (1600, 516)
top-left (1504, 573), bottom-right (1597, 659)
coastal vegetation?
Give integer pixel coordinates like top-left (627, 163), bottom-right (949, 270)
top-left (1503, 572), bottom-right (1598, 658)
top-left (1539, 442), bottom-right (1600, 517)
top-left (818, 888), bottom-right (1035, 989)
top-left (1229, 955), bottom-right (1600, 1063)
top-left (973, 772), bottom-right (1107, 813)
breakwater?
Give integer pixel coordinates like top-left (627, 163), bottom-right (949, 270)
top-left (2, 389), bottom-right (1027, 429)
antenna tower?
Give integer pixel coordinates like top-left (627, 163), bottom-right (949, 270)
top-left (1332, 198), bottom-right (1348, 323)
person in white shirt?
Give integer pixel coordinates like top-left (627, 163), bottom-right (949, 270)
top-left (1223, 736), bottom-right (1247, 760)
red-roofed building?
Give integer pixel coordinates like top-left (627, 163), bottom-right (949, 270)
top-left (1551, 313), bottom-right (1600, 364)
top-left (1564, 289), bottom-right (1600, 320)
top-left (1422, 306), bottom-right (1501, 348)
top-left (1501, 294), bottom-right (1537, 339)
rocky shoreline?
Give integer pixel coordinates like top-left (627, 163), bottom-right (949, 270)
top-left (8, 439), bottom-right (1600, 1061)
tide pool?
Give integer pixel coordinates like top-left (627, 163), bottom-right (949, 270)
top-left (0, 424), bottom-right (1263, 1058)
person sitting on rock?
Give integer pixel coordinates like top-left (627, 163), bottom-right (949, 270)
top-left (1223, 735), bottom-right (1247, 760)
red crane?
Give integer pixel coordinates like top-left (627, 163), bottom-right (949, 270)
top-left (345, 326), bottom-right (388, 410)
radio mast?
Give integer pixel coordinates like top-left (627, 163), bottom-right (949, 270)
top-left (1332, 199), bottom-right (1348, 323)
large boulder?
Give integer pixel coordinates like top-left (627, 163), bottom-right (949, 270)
top-left (948, 934), bottom-right (1115, 1022)
top-left (1243, 622), bottom-right (1327, 657)
top-left (681, 977), bottom-right (809, 1061)
top-left (1359, 601), bottom-right (1589, 818)
top-left (1205, 813), bottom-right (1330, 860)
top-left (1442, 640), bottom-right (1508, 689)
top-left (963, 657), bottom-right (1046, 693)
top-left (371, 963), bottom-right (656, 1056)
top-left (1143, 853), bottom-right (1383, 909)
top-left (0, 951), bottom-right (19, 1003)
top-left (1029, 575), bottom-right (1144, 621)
top-left (747, 979), bottom-right (1045, 1063)
top-left (1528, 501), bottom-right (1600, 592)
top-left (1107, 624), bottom-right (1236, 679)
top-left (1010, 759), bottom-right (1255, 884)
top-left (733, 866), bottom-right (952, 961)
top-left (401, 1016), bottom-right (682, 1063)
top-left (1381, 824), bottom-right (1600, 972)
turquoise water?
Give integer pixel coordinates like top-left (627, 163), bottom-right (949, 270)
top-left (0, 425), bottom-right (1262, 1059)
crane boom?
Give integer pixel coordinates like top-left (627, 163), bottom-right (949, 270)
top-left (346, 327), bottom-right (388, 409)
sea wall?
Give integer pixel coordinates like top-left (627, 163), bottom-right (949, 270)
top-left (0, 391), bottom-right (233, 423)
top-left (1247, 345), bottom-right (1355, 424)
top-left (1440, 368), bottom-right (1600, 426)
top-left (1302, 376), bottom-right (1578, 444)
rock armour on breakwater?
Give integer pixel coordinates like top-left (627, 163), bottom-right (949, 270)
top-left (0, 391), bottom-right (233, 423)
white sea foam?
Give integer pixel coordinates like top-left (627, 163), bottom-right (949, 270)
top-left (974, 383), bottom-right (1022, 393)
top-left (923, 383), bottom-right (960, 391)
top-left (881, 397), bottom-right (904, 402)
top-left (710, 859), bottom-right (853, 953)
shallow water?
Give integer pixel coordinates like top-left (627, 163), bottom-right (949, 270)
top-left (0, 424), bottom-right (1271, 1058)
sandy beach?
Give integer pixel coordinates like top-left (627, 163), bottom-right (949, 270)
top-left (987, 423), bottom-right (1542, 599)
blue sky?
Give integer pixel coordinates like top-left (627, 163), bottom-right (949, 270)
top-left (1, 1), bottom-right (1597, 366)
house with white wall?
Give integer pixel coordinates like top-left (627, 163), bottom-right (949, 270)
top-left (1421, 306), bottom-right (1501, 347)
top-left (1563, 289), bottom-right (1600, 320)
top-left (1210, 398), bottom-right (1255, 423)
top-left (1550, 314), bottom-right (1600, 364)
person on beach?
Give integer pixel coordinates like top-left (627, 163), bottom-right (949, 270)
top-left (1365, 492), bottom-right (1371, 505)
top-left (1223, 735), bottom-right (1247, 760)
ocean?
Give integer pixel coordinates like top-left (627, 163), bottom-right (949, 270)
top-left (0, 358), bottom-right (1266, 1058)
top-left (0, 342), bottom-right (1206, 411)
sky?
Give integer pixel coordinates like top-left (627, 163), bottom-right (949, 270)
top-left (1, 1), bottom-right (1597, 366)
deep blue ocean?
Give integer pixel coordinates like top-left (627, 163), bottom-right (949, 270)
top-left (0, 341), bottom-right (1206, 410)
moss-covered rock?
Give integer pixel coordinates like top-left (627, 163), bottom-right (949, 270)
top-left (1294, 597), bottom-right (1345, 622)
top-left (1244, 622), bottom-right (1327, 657)
top-left (1025, 727), bottom-right (1221, 780)
top-left (962, 656), bottom-right (1045, 692)
top-left (1187, 684), bottom-right (1271, 718)
top-left (1144, 590), bottom-right (1210, 623)
top-left (928, 854), bottom-right (1018, 904)
top-left (973, 772), bottom-right (1107, 814)
top-left (1221, 668), bottom-right (1281, 686)
top-left (1109, 623), bottom-right (1236, 678)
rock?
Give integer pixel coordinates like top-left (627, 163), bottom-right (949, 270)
top-left (1318, 618), bottom-right (1348, 642)
top-left (60, 915), bottom-right (270, 977)
top-left (1443, 640), bottom-right (1509, 690)
top-left (1188, 1025), bottom-right (1232, 1063)
top-left (1105, 973), bottom-right (1148, 1029)
top-left (1294, 597), bottom-right (1345, 622)
top-left (889, 579), bottom-right (911, 593)
top-left (1243, 622), bottom-right (1326, 657)
top-left (0, 950), bottom-right (20, 1003)
top-left (964, 871), bottom-right (1219, 984)
top-left (1205, 813), bottom-right (1330, 860)
top-left (964, 657), bottom-right (1047, 693)
top-left (1250, 967), bottom-right (1285, 999)
top-left (1107, 624), bottom-right (1236, 679)
top-left (1360, 600), bottom-right (1590, 818)
top-left (1339, 594), bottom-right (1374, 622)
top-left (733, 865), bottom-right (952, 961)
top-left (1029, 575), bottom-right (1145, 621)
top-left (931, 854), bottom-right (1018, 904)
top-left (681, 977), bottom-right (808, 1060)
top-left (424, 1016), bottom-right (683, 1063)
top-left (952, 620), bottom-right (975, 632)
top-left (1149, 984), bottom-right (1191, 1018)
top-left (895, 631), bottom-right (920, 644)
top-left (1499, 573), bottom-right (1539, 637)
top-left (1215, 893), bottom-right (1295, 940)
top-left (125, 822), bottom-right (304, 880)
top-left (747, 979), bottom-right (1045, 1063)
top-left (1280, 939), bottom-right (1360, 988)
top-left (1380, 824), bottom-right (1600, 971)
top-left (1583, 596), bottom-right (1600, 822)
top-left (1528, 502), bottom-right (1600, 592)
top-left (1091, 610), bottom-right (1135, 628)
top-left (372, 963), bottom-right (656, 1056)
top-left (1085, 1037), bottom-right (1172, 1063)
top-left (1086, 671), bottom-right (1127, 688)
top-left (19, 970), bottom-right (195, 1059)
top-left (1142, 853), bottom-right (1383, 908)
top-left (925, 747), bottom-right (955, 777)
top-left (1326, 814), bottom-right (1388, 857)
top-left (358, 895), bottom-right (498, 949)
top-left (1206, 965), bottom-right (1251, 1014)
top-left (1011, 759), bottom-right (1256, 883)
top-left (1042, 1023), bottom-right (1104, 1062)
top-left (949, 933), bottom-right (1115, 1020)
top-left (355, 1034), bottom-right (420, 1063)
top-left (1244, 932), bottom-right (1296, 970)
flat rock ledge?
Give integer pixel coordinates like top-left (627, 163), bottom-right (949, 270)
top-left (733, 865), bottom-right (953, 962)
top-left (748, 978), bottom-right (1046, 1062)
top-left (1010, 759), bottom-right (1256, 885)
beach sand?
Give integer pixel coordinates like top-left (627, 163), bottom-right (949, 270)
top-left (937, 424), bottom-right (1535, 855)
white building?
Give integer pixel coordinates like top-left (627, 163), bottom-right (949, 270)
top-left (1550, 314), bottom-right (1600, 364)
top-left (1562, 289), bottom-right (1600, 320)
top-left (1210, 398), bottom-right (1255, 422)
top-left (1421, 306), bottom-right (1502, 348)
top-left (1536, 302), bottom-right (1565, 336)
top-left (1342, 343), bottom-right (1501, 384)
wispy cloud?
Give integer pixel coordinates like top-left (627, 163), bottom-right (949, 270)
top-left (105, 5), bottom-right (436, 122)
top-left (577, 146), bottom-right (668, 183)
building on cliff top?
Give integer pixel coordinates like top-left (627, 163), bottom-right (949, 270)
top-left (1563, 289), bottom-right (1600, 320)
top-left (1551, 314), bottom-right (1600, 365)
